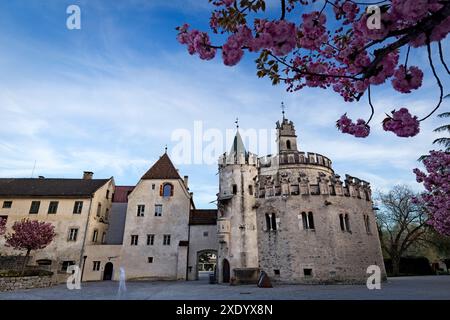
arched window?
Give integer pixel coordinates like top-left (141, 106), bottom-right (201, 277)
top-left (301, 212), bottom-right (315, 230)
top-left (286, 140), bottom-right (291, 150)
top-left (265, 213), bottom-right (277, 231)
top-left (161, 183), bottom-right (174, 197)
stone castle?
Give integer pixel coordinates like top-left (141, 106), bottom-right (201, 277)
top-left (0, 115), bottom-right (386, 284)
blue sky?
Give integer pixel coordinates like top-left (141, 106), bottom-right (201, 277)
top-left (0, 0), bottom-right (448, 208)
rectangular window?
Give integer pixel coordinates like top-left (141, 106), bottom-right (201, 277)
top-left (364, 215), bottom-right (371, 234)
top-left (344, 214), bottom-right (351, 232)
top-left (301, 212), bottom-right (315, 230)
top-left (152, 184), bottom-right (155, 190)
top-left (155, 204), bottom-right (163, 217)
top-left (274, 269), bottom-right (280, 275)
top-left (2, 201), bottom-right (12, 209)
top-left (303, 268), bottom-right (313, 277)
top-left (148, 257), bottom-right (154, 263)
top-left (339, 214), bottom-right (345, 231)
top-left (131, 235), bottom-right (138, 246)
top-left (203, 231), bottom-right (209, 237)
top-left (29, 201), bottom-right (40, 214)
top-left (93, 261), bottom-right (101, 271)
top-left (163, 234), bottom-right (171, 246)
top-left (48, 201), bottom-right (59, 214)
top-left (137, 205), bottom-right (145, 217)
top-left (92, 230), bottom-right (98, 243)
top-left (106, 190), bottom-right (110, 199)
top-left (147, 234), bottom-right (155, 245)
top-left (248, 185), bottom-right (253, 196)
top-left (73, 201), bottom-right (83, 214)
top-left (96, 203), bottom-right (102, 217)
top-left (232, 184), bottom-right (237, 195)
top-left (68, 228), bottom-right (78, 241)
top-left (61, 261), bottom-right (75, 272)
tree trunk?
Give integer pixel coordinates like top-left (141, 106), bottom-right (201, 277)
top-left (21, 249), bottom-right (31, 276)
top-left (392, 256), bottom-right (401, 276)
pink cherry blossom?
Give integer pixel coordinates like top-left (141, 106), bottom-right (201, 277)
top-left (392, 65), bottom-right (424, 93)
top-left (383, 108), bottom-right (420, 137)
top-left (336, 114), bottom-right (370, 137)
top-left (413, 150), bottom-right (450, 236)
top-left (251, 20), bottom-right (297, 56)
top-left (5, 219), bottom-right (55, 251)
top-left (298, 11), bottom-right (328, 50)
top-left (176, 24), bottom-right (216, 60)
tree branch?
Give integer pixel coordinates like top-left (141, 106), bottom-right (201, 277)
top-left (280, 0), bottom-right (286, 20)
top-left (419, 39), bottom-right (444, 121)
top-left (438, 41), bottom-right (450, 75)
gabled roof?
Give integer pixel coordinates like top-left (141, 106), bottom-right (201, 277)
top-left (141, 153), bottom-right (181, 180)
top-left (189, 209), bottom-right (217, 225)
top-left (0, 178), bottom-right (110, 198)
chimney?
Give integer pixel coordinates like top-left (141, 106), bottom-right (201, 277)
top-left (83, 171), bottom-right (93, 180)
top-left (183, 175), bottom-right (189, 189)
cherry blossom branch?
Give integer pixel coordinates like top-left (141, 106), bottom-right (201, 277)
top-left (367, 85), bottom-right (375, 124)
top-left (359, 2), bottom-right (450, 61)
top-left (280, 0), bottom-right (286, 20)
top-left (420, 39), bottom-right (444, 122)
top-left (404, 45), bottom-right (411, 69)
top-left (438, 41), bottom-right (450, 75)
top-left (268, 52), bottom-right (360, 80)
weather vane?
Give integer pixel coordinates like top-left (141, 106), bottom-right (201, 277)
top-left (281, 102), bottom-right (286, 119)
top-left (164, 145), bottom-right (168, 153)
top-left (235, 117), bottom-right (239, 129)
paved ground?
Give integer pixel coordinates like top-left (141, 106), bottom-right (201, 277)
top-left (1, 276), bottom-right (450, 300)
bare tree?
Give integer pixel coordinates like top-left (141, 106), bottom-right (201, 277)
top-left (375, 185), bottom-right (428, 276)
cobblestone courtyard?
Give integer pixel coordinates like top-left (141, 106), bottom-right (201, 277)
top-left (1, 276), bottom-right (449, 300)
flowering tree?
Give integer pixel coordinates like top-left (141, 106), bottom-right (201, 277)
top-left (177, 0), bottom-right (449, 138)
top-left (5, 219), bottom-right (56, 275)
top-left (413, 150), bottom-right (450, 236)
top-left (0, 217), bottom-right (6, 236)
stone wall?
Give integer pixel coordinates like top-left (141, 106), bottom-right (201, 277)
top-left (0, 275), bottom-right (53, 292)
top-left (256, 193), bottom-right (386, 284)
top-left (0, 256), bottom-right (30, 271)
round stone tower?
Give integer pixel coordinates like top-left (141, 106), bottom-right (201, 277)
top-left (217, 129), bottom-right (259, 284)
top-left (255, 116), bottom-right (387, 284)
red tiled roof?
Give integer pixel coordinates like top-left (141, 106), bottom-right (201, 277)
top-left (141, 153), bottom-right (181, 180)
top-left (189, 209), bottom-right (217, 225)
top-left (113, 186), bottom-right (135, 203)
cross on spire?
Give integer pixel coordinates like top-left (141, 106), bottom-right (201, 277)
top-left (164, 145), bottom-right (168, 153)
top-left (235, 117), bottom-right (239, 130)
top-left (281, 102), bottom-right (286, 120)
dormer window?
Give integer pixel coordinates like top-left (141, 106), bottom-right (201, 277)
top-left (161, 183), bottom-right (174, 197)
